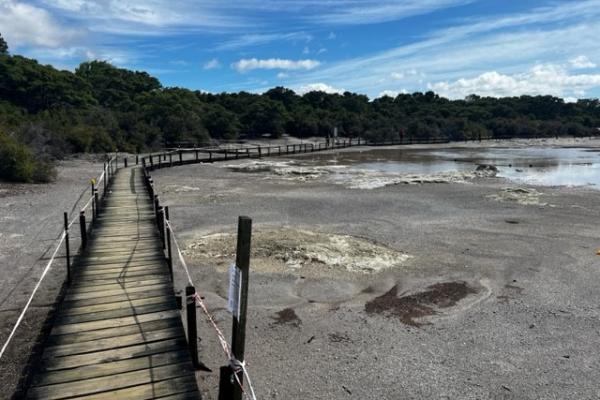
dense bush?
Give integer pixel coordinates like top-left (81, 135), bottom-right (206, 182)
top-left (0, 129), bottom-right (56, 183)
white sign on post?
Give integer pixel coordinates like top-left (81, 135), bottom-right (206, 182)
top-left (228, 264), bottom-right (242, 319)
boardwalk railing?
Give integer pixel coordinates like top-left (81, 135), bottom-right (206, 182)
top-left (141, 155), bottom-right (260, 400)
top-left (140, 136), bottom-right (453, 172)
top-left (0, 155), bottom-right (119, 382)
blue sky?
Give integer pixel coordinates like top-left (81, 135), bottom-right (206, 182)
top-left (1, 0), bottom-right (600, 100)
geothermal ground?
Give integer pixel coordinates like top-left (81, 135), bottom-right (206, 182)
top-left (1, 139), bottom-right (599, 399)
top-left (149, 138), bottom-right (600, 400)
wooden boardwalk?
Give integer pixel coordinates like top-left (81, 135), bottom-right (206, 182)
top-left (27, 167), bottom-right (200, 399)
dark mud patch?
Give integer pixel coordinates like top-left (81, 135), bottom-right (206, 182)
top-left (498, 283), bottom-right (524, 304)
top-left (361, 286), bottom-right (376, 294)
top-left (328, 332), bottom-right (352, 343)
top-left (272, 308), bottom-right (301, 327)
top-left (365, 281), bottom-right (478, 326)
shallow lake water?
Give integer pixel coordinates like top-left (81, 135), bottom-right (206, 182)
top-left (297, 147), bottom-right (600, 188)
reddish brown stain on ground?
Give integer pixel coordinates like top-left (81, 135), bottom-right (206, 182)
top-left (365, 281), bottom-right (478, 326)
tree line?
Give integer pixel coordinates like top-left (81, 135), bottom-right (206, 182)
top-left (1, 33), bottom-right (599, 182)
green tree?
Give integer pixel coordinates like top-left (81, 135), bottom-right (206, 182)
top-left (0, 33), bottom-right (7, 54)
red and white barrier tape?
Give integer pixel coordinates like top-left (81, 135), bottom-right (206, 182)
top-left (165, 220), bottom-right (257, 400)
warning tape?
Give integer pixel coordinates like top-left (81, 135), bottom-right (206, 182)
top-left (166, 219), bottom-right (258, 400)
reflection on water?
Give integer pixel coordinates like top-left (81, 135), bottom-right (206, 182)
top-left (297, 147), bottom-right (600, 188)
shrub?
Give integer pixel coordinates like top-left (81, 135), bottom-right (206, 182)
top-left (0, 130), bottom-right (56, 183)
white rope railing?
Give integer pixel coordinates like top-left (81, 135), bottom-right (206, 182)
top-left (165, 220), bottom-right (258, 400)
top-left (0, 231), bottom-right (66, 359)
top-left (0, 152), bottom-right (120, 360)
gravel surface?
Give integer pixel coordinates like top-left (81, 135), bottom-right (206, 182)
top-left (0, 157), bottom-right (104, 398)
top-left (149, 139), bottom-right (600, 400)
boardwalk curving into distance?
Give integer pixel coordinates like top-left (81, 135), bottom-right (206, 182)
top-left (26, 167), bottom-right (200, 399)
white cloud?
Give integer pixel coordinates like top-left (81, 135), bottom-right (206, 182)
top-left (296, 82), bottom-right (344, 94)
top-left (286, 1), bottom-right (600, 98)
top-left (378, 89), bottom-right (407, 98)
top-left (302, 46), bottom-right (309, 55)
top-left (233, 58), bottom-right (320, 72)
top-left (569, 55), bottom-right (596, 69)
top-left (214, 32), bottom-right (312, 51)
top-left (427, 64), bottom-right (600, 99)
top-left (41, 0), bottom-right (246, 34)
top-left (277, 72), bottom-right (289, 79)
top-left (309, 0), bottom-right (473, 25)
top-left (390, 72), bottom-right (404, 80)
top-left (203, 58), bottom-right (221, 70)
top-left (0, 0), bottom-right (81, 47)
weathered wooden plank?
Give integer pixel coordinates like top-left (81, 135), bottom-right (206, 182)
top-left (28, 362), bottom-right (195, 399)
top-left (65, 375), bottom-right (199, 400)
top-left (68, 277), bottom-right (172, 294)
top-left (45, 317), bottom-right (182, 346)
top-left (64, 283), bottom-right (172, 301)
top-left (54, 301), bottom-right (177, 325)
top-left (79, 255), bottom-right (165, 266)
top-left (41, 337), bottom-right (188, 370)
top-left (43, 326), bottom-right (185, 357)
top-left (74, 260), bottom-right (165, 271)
top-left (57, 293), bottom-right (173, 317)
top-left (51, 309), bottom-right (180, 335)
top-left (74, 266), bottom-right (167, 279)
top-left (31, 350), bottom-right (191, 387)
top-left (73, 271), bottom-right (169, 284)
top-left (86, 243), bottom-right (162, 254)
top-left (58, 295), bottom-right (174, 317)
top-left (60, 289), bottom-right (174, 310)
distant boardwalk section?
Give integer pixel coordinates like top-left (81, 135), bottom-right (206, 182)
top-left (26, 167), bottom-right (200, 399)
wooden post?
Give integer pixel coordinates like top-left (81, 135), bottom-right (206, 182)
top-left (124, 157), bottom-right (128, 168)
top-left (246, 148), bottom-right (250, 158)
top-left (91, 182), bottom-right (96, 222)
top-left (79, 211), bottom-right (87, 250)
top-left (64, 212), bottom-right (71, 285)
top-left (258, 146), bottom-right (262, 158)
top-left (209, 151), bottom-right (213, 162)
top-left (150, 154), bottom-right (153, 167)
top-left (165, 206), bottom-right (173, 280)
top-left (186, 285), bottom-right (199, 368)
top-left (179, 150), bottom-right (183, 164)
top-left (94, 189), bottom-right (99, 216)
top-left (158, 206), bottom-right (165, 249)
top-left (219, 366), bottom-right (234, 400)
top-left (267, 147), bottom-right (270, 156)
top-left (136, 154), bottom-right (139, 165)
top-left (231, 216), bottom-right (252, 400)
top-left (195, 150), bottom-right (199, 161)
top-left (154, 195), bottom-right (160, 225)
top-left (235, 149), bottom-right (239, 159)
top-left (148, 178), bottom-right (154, 200)
top-left (102, 163), bottom-right (107, 193)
